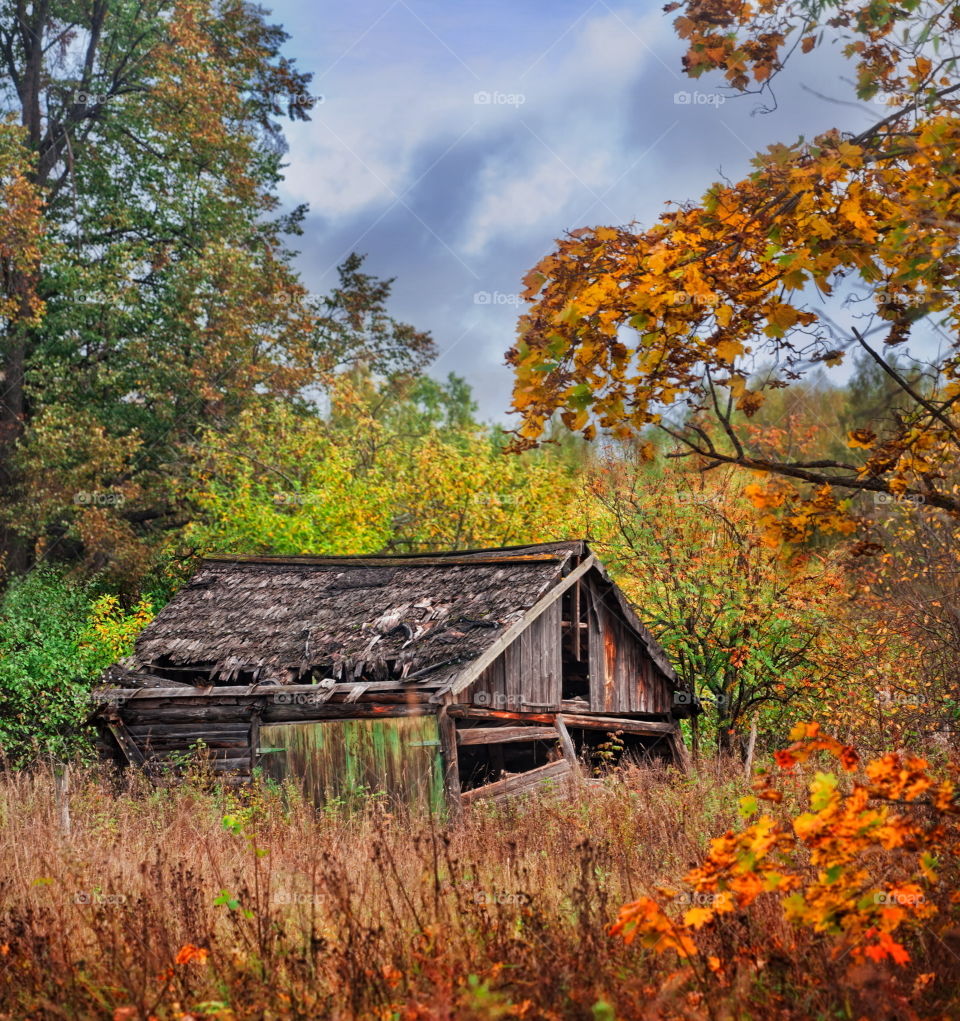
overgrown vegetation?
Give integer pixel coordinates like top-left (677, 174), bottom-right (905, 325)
top-left (2, 0), bottom-right (960, 1016)
top-left (0, 742), bottom-right (956, 1020)
top-left (0, 572), bottom-right (153, 765)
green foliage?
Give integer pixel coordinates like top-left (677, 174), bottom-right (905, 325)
top-left (0, 571), bottom-right (153, 765)
top-left (0, 0), bottom-right (319, 582)
top-left (182, 381), bottom-right (583, 557)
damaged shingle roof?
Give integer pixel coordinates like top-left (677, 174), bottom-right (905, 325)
top-left (133, 542), bottom-right (587, 686)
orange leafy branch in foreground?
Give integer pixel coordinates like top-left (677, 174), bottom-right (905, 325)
top-left (613, 723), bottom-right (959, 981)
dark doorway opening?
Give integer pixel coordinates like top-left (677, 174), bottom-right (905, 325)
top-left (560, 583), bottom-right (590, 703)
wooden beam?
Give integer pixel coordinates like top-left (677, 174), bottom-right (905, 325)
top-left (96, 681), bottom-right (441, 701)
top-left (559, 713), bottom-right (678, 736)
top-left (128, 724), bottom-right (249, 736)
top-left (101, 666), bottom-right (193, 689)
top-left (667, 729), bottom-right (691, 772)
top-left (123, 702), bottom-right (437, 726)
top-left (554, 716), bottom-right (579, 766)
top-left (132, 736), bottom-right (250, 751)
top-left (437, 707), bottom-right (462, 819)
top-left (250, 707), bottom-right (262, 775)
top-left (433, 555), bottom-right (598, 702)
top-left (572, 579), bottom-right (581, 661)
top-left (204, 553), bottom-right (565, 568)
top-left (104, 719), bottom-right (146, 767)
top-left (456, 725), bottom-right (559, 746)
top-left (446, 706), bottom-right (557, 725)
top-left (269, 703), bottom-right (436, 724)
top-left (461, 760), bottom-right (572, 805)
top-left (560, 701), bottom-right (674, 721)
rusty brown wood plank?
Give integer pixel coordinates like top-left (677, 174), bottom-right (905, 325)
top-left (447, 707), bottom-right (557, 724)
top-left (456, 726), bottom-right (560, 746)
top-left (559, 713), bottom-right (677, 736)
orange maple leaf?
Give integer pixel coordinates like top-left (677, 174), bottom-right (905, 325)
top-left (174, 943), bottom-right (209, 966)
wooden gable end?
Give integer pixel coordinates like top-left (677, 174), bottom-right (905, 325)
top-left (456, 565), bottom-right (674, 719)
top-left (584, 575), bottom-right (672, 715)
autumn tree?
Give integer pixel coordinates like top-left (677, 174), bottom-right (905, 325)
top-left (851, 497), bottom-right (960, 746)
top-left (183, 376), bottom-right (583, 560)
top-left (0, 122), bottom-right (44, 575)
top-left (0, 0), bottom-right (318, 583)
top-left (509, 0), bottom-right (960, 541)
top-left (590, 457), bottom-right (850, 755)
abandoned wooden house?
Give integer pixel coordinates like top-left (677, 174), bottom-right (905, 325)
top-left (93, 541), bottom-right (696, 810)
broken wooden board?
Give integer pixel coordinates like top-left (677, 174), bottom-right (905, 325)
top-left (460, 759), bottom-right (573, 805)
top-left (559, 713), bottom-right (678, 736)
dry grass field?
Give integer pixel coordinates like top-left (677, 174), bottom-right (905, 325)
top-left (1, 752), bottom-right (957, 1021)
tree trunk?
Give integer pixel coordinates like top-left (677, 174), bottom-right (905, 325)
top-left (0, 291), bottom-right (32, 582)
top-left (717, 718), bottom-right (736, 756)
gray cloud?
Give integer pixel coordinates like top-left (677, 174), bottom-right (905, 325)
top-left (270, 0), bottom-right (914, 420)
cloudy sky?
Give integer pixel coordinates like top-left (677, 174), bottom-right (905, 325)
top-left (267, 0), bottom-right (886, 421)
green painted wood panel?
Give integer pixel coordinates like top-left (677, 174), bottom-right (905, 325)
top-left (260, 716), bottom-right (445, 813)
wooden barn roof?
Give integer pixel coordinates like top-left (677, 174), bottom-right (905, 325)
top-left (128, 541), bottom-right (677, 691)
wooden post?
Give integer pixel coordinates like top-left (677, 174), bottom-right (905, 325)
top-left (668, 730), bottom-right (691, 772)
top-left (572, 580), bottom-right (581, 661)
top-left (437, 707), bottom-right (462, 819)
top-left (554, 716), bottom-right (579, 769)
top-left (53, 762), bottom-right (71, 838)
top-left (743, 716), bottom-right (758, 780)
top-left (106, 718), bottom-right (146, 767)
top-left (250, 707), bottom-right (262, 778)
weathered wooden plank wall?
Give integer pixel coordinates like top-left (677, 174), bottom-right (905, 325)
top-left (585, 577), bottom-right (673, 715)
top-left (465, 599), bottom-right (561, 712)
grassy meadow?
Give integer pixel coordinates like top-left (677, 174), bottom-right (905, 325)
top-left (1, 752), bottom-right (957, 1021)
